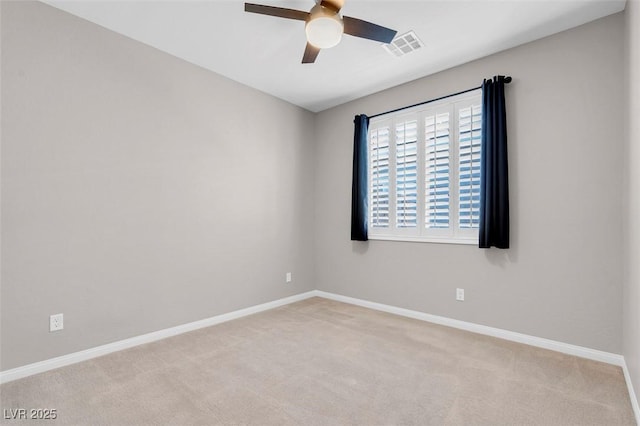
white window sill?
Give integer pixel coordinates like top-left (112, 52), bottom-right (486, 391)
top-left (368, 235), bottom-right (478, 245)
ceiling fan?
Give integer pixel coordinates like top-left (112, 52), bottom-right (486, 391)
top-left (244, 0), bottom-right (397, 64)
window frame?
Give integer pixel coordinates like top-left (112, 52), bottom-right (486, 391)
top-left (367, 90), bottom-right (482, 245)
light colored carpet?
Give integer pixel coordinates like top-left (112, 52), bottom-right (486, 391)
top-left (0, 297), bottom-right (636, 425)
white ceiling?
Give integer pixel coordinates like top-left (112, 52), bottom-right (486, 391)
top-left (44, 0), bottom-right (625, 112)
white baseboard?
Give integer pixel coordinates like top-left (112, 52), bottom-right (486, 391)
top-left (313, 290), bottom-right (624, 366)
top-left (0, 291), bottom-right (316, 384)
top-left (622, 361), bottom-right (640, 425)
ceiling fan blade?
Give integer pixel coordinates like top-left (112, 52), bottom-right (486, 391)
top-left (244, 3), bottom-right (310, 21)
top-left (320, 0), bottom-right (344, 13)
top-left (302, 43), bottom-right (321, 64)
top-left (343, 16), bottom-right (397, 44)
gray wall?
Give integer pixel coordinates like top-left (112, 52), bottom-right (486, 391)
top-left (0, 1), bottom-right (316, 370)
top-left (624, 0), bottom-right (640, 410)
top-left (314, 13), bottom-right (625, 353)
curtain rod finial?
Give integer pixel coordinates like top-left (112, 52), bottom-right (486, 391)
top-left (504, 76), bottom-right (512, 83)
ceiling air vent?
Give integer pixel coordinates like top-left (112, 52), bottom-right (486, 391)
top-left (383, 31), bottom-right (423, 57)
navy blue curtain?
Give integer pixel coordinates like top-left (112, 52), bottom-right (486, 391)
top-left (479, 76), bottom-right (510, 249)
top-left (351, 115), bottom-right (369, 241)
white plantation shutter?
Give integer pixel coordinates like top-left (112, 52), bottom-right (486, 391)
top-left (370, 126), bottom-right (390, 228)
top-left (396, 120), bottom-right (418, 228)
top-left (367, 89), bottom-right (481, 243)
top-left (425, 112), bottom-right (450, 229)
top-left (458, 103), bottom-right (482, 229)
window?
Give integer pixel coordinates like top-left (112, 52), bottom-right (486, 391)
top-left (368, 90), bottom-right (482, 244)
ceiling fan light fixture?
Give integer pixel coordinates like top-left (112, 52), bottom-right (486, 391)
top-left (305, 15), bottom-right (343, 49)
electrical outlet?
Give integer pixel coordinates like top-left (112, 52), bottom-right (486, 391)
top-left (456, 288), bottom-right (465, 301)
top-left (50, 313), bottom-right (63, 332)
top-left (286, 272), bottom-right (292, 283)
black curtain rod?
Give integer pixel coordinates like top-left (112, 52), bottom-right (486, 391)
top-left (369, 76), bottom-right (512, 119)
